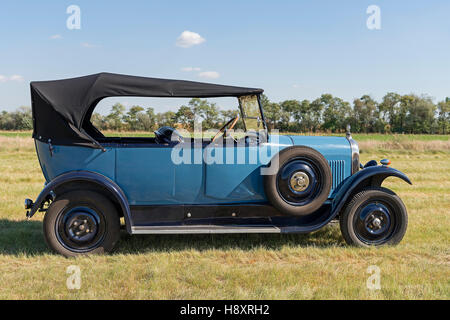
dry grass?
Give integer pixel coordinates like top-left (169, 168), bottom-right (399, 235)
top-left (0, 136), bottom-right (449, 299)
top-left (359, 139), bottom-right (450, 153)
top-left (0, 136), bottom-right (34, 152)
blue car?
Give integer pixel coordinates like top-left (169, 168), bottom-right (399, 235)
top-left (25, 73), bottom-right (411, 257)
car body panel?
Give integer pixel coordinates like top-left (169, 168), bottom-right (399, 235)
top-left (116, 145), bottom-right (183, 205)
top-left (203, 135), bottom-right (293, 200)
top-left (35, 134), bottom-right (352, 206)
top-left (35, 140), bottom-right (116, 183)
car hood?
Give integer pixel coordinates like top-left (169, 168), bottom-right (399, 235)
top-left (286, 135), bottom-right (351, 157)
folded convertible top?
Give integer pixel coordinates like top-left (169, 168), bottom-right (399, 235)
top-left (30, 72), bottom-right (263, 148)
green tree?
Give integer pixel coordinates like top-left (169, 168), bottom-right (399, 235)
top-left (352, 95), bottom-right (378, 133)
top-left (0, 107), bottom-right (32, 130)
top-left (404, 95), bottom-right (436, 134)
top-left (175, 105), bottom-right (195, 129)
top-left (91, 112), bottom-right (107, 130)
top-left (260, 94), bottom-right (281, 130)
top-left (16, 106), bottom-right (33, 130)
top-left (106, 103), bottom-right (126, 130)
top-left (145, 107), bottom-right (156, 131)
top-left (156, 111), bottom-right (177, 127)
top-left (124, 106), bottom-right (145, 131)
top-left (379, 92), bottom-right (401, 132)
top-left (0, 110), bottom-right (14, 130)
top-left (396, 95), bottom-right (415, 133)
top-left (259, 94), bottom-right (271, 110)
top-left (188, 98), bottom-right (219, 129)
top-left (263, 102), bottom-right (281, 130)
top-left (321, 94), bottom-right (351, 132)
top-left (280, 100), bottom-right (300, 131)
top-left (437, 98), bottom-right (450, 134)
top-left (1, 92), bottom-right (447, 134)
top-left (295, 100), bottom-right (315, 132)
top-left (308, 98), bottom-right (325, 132)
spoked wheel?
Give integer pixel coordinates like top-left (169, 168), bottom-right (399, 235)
top-left (264, 146), bottom-right (332, 216)
top-left (340, 187), bottom-right (408, 246)
top-left (44, 191), bottom-right (120, 257)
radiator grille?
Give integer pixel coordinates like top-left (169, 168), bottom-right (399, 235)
top-left (328, 160), bottom-right (345, 191)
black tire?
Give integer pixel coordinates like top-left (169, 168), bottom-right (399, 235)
top-left (43, 190), bottom-right (120, 257)
top-left (264, 146), bottom-right (332, 216)
top-left (339, 187), bottom-right (408, 246)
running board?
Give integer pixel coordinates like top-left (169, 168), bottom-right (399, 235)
top-left (131, 225), bottom-right (281, 234)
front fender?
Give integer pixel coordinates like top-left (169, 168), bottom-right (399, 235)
top-left (26, 171), bottom-right (133, 234)
top-left (331, 165), bottom-right (412, 216)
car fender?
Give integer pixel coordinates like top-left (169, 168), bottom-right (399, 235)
top-left (331, 165), bottom-right (412, 216)
top-left (27, 171), bottom-right (133, 233)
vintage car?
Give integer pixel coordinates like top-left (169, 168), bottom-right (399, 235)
top-left (25, 73), bottom-right (411, 257)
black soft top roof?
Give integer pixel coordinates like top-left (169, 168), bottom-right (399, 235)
top-left (30, 72), bottom-right (264, 148)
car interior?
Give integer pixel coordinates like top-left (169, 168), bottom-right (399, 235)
top-left (88, 94), bottom-right (266, 147)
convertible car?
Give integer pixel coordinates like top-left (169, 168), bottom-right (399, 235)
top-left (25, 73), bottom-right (411, 257)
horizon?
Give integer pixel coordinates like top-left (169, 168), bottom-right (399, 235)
top-left (1, 92), bottom-right (446, 117)
top-left (1, 0), bottom-right (449, 113)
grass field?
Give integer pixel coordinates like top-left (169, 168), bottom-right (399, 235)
top-left (0, 133), bottom-right (449, 299)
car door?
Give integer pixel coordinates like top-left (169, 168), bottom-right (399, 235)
top-left (203, 135), bottom-right (291, 202)
top-left (115, 141), bottom-right (203, 205)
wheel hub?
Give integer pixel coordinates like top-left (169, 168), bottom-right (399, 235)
top-left (364, 207), bottom-right (390, 235)
top-left (354, 202), bottom-right (393, 243)
top-left (276, 159), bottom-right (320, 207)
top-left (372, 217), bottom-right (382, 228)
top-left (65, 211), bottom-right (98, 243)
top-left (290, 172), bottom-right (310, 192)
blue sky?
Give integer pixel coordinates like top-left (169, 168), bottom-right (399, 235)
top-left (0, 0), bottom-right (449, 113)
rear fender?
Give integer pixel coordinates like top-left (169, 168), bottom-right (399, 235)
top-left (27, 171), bottom-right (133, 234)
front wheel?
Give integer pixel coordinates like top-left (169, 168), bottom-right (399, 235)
top-left (339, 187), bottom-right (408, 246)
top-left (43, 190), bottom-right (121, 257)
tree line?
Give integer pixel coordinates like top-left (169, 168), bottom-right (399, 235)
top-left (1, 93), bottom-right (449, 134)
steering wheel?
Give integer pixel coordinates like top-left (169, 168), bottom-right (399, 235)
top-left (212, 115), bottom-right (240, 142)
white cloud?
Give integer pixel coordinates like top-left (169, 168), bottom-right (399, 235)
top-left (176, 31), bottom-right (205, 48)
top-left (0, 75), bottom-right (24, 83)
top-left (198, 71), bottom-right (220, 79)
top-left (181, 67), bottom-right (202, 72)
top-left (10, 75), bottom-right (24, 82)
top-left (50, 34), bottom-right (63, 40)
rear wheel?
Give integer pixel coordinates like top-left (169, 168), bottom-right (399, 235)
top-left (43, 190), bottom-right (120, 257)
top-left (339, 187), bottom-right (408, 246)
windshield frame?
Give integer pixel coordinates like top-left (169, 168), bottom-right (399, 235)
top-left (238, 94), bottom-right (268, 133)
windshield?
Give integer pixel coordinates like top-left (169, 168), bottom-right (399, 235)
top-left (238, 95), bottom-right (264, 131)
